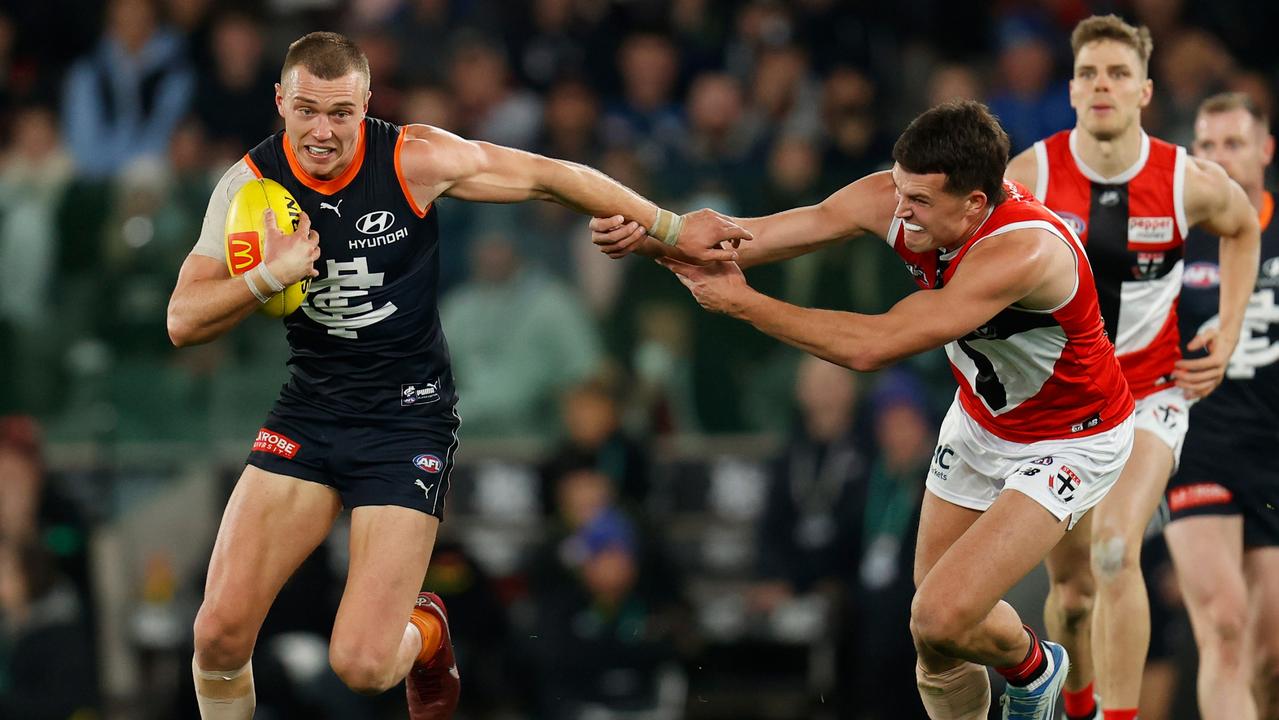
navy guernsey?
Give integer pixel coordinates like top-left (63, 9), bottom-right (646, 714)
top-left (245, 118), bottom-right (456, 421)
top-left (1178, 191), bottom-right (1279, 436)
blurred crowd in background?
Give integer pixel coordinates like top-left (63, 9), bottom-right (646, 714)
top-left (0, 0), bottom-right (1275, 718)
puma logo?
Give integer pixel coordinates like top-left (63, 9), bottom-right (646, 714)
top-left (320, 199), bottom-right (343, 217)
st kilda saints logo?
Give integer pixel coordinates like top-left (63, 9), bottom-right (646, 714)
top-left (1050, 465), bottom-right (1081, 503)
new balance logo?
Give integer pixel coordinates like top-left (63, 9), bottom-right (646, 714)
top-left (320, 199), bottom-right (343, 217)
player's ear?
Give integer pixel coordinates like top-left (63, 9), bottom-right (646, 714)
top-left (967, 190), bottom-right (988, 215)
top-left (275, 83), bottom-right (286, 118)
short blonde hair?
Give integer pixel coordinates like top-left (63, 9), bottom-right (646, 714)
top-left (1071, 15), bottom-right (1154, 76)
top-left (282, 32), bottom-right (370, 87)
top-left (1198, 91), bottom-right (1270, 134)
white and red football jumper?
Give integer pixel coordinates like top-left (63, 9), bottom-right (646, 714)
top-left (1033, 129), bottom-right (1189, 399)
top-left (889, 179), bottom-right (1134, 444)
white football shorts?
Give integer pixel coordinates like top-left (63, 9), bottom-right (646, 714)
top-left (926, 397), bottom-right (1135, 529)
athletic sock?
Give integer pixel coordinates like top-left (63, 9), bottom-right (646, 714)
top-left (193, 658), bottom-right (255, 720)
top-left (1102, 710), bottom-right (1138, 720)
top-left (996, 625), bottom-right (1048, 687)
top-left (407, 608), bottom-right (444, 665)
top-left (1063, 682), bottom-right (1097, 719)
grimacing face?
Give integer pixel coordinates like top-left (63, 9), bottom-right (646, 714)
top-left (1193, 108), bottom-right (1274, 192)
top-left (276, 66), bottom-right (370, 179)
top-left (891, 163), bottom-right (988, 254)
top-left (1069, 39), bottom-right (1153, 142)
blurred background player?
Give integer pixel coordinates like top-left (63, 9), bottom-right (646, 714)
top-left (1164, 91), bottom-right (1279, 720)
top-left (1004, 15), bottom-right (1261, 720)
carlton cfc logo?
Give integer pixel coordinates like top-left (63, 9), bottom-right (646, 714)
top-left (357, 210), bottom-right (396, 235)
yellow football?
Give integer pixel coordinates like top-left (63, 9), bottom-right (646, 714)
top-left (224, 178), bottom-right (309, 318)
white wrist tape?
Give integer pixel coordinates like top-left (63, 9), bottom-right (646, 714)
top-left (648, 208), bottom-right (685, 247)
top-left (244, 271), bottom-right (270, 303)
top-left (254, 263), bottom-right (285, 293)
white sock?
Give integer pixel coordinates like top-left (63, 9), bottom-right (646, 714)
top-left (193, 658), bottom-right (255, 720)
top-left (916, 660), bottom-right (991, 720)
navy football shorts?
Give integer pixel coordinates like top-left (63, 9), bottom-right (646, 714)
top-left (1167, 427), bottom-right (1279, 547)
top-left (245, 399), bottom-right (460, 520)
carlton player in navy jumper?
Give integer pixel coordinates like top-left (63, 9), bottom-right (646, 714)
top-left (1163, 93), bottom-right (1279, 720)
top-left (1004, 16), bottom-right (1261, 720)
top-left (594, 101), bottom-right (1135, 720)
top-left (166, 32), bottom-right (749, 720)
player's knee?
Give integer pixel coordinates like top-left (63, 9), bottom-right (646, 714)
top-left (329, 640), bottom-right (398, 695)
top-left (192, 606), bottom-right (255, 670)
top-left (1203, 597), bottom-right (1249, 659)
top-left (1090, 534), bottom-right (1136, 583)
top-left (910, 591), bottom-right (969, 654)
top-left (1048, 575), bottom-right (1095, 630)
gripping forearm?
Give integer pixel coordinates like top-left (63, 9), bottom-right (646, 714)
top-left (539, 157), bottom-right (660, 230)
top-left (731, 206), bottom-right (853, 269)
top-left (733, 291), bottom-right (890, 371)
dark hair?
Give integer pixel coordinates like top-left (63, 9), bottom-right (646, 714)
top-left (1199, 91), bottom-right (1271, 134)
top-left (281, 31), bottom-right (370, 86)
top-left (892, 100), bottom-right (1010, 204)
top-left (1071, 15), bottom-right (1153, 76)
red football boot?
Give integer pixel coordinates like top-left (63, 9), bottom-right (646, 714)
top-left (406, 592), bottom-right (460, 720)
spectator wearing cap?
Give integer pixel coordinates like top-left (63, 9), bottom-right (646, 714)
top-left (842, 370), bottom-right (937, 720)
top-left (524, 481), bottom-right (684, 718)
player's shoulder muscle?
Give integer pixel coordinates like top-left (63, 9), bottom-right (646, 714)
top-left (190, 159), bottom-right (257, 261)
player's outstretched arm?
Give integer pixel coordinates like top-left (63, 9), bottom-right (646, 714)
top-left (1176, 157), bottom-right (1262, 398)
top-left (397, 124), bottom-right (750, 263)
top-left (590, 171), bottom-right (898, 268)
top-left (660, 229), bottom-right (1061, 371)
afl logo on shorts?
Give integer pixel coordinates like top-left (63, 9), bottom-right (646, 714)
top-left (413, 453), bottom-right (444, 474)
top-left (357, 210), bottom-right (396, 235)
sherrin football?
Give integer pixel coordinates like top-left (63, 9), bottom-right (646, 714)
top-left (224, 178), bottom-right (309, 318)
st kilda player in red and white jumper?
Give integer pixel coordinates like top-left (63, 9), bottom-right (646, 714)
top-left (1005, 15), bottom-right (1261, 720)
top-left (591, 100), bottom-right (1134, 719)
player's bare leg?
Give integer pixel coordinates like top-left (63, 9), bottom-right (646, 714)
top-left (1245, 546), bottom-right (1279, 719)
top-left (1045, 510), bottom-right (1099, 719)
top-left (1089, 430), bottom-right (1174, 715)
top-left (328, 504), bottom-right (438, 693)
top-left (193, 466), bottom-right (343, 719)
top-left (912, 490), bottom-right (1070, 718)
top-left (913, 492), bottom-right (990, 720)
top-left (1165, 515), bottom-right (1257, 720)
